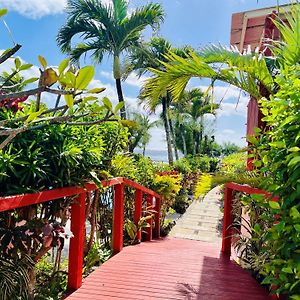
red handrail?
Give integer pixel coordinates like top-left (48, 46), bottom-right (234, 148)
top-left (0, 177), bottom-right (162, 291)
top-left (221, 182), bottom-right (278, 256)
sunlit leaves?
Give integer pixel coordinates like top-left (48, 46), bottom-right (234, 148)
top-left (75, 66), bottom-right (95, 90)
top-left (0, 8), bottom-right (8, 18)
top-left (38, 55), bottom-right (47, 69)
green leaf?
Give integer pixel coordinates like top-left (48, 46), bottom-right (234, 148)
top-left (64, 94), bottom-right (74, 109)
top-left (25, 110), bottom-right (44, 124)
top-left (58, 58), bottom-right (69, 74)
top-left (114, 101), bottom-right (124, 114)
top-left (38, 55), bottom-right (47, 69)
top-left (294, 224), bottom-right (300, 232)
top-left (88, 87), bottom-right (106, 94)
top-left (0, 9), bottom-right (8, 18)
top-left (23, 77), bottom-right (39, 85)
top-left (288, 156), bottom-right (300, 168)
top-left (269, 201), bottom-right (280, 210)
top-left (290, 206), bottom-right (300, 219)
top-left (19, 64), bottom-right (33, 71)
top-left (75, 66), bottom-right (95, 90)
top-left (269, 141), bottom-right (285, 148)
top-left (282, 267), bottom-right (293, 274)
top-left (102, 97), bottom-right (113, 111)
top-left (14, 57), bottom-right (21, 69)
top-left (289, 147), bottom-right (300, 152)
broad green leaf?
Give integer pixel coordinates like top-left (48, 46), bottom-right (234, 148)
top-left (282, 267), bottom-right (293, 274)
top-left (288, 156), bottom-right (300, 167)
top-left (114, 101), bottom-right (124, 114)
top-left (0, 9), bottom-right (8, 18)
top-left (19, 63), bottom-right (33, 71)
top-left (25, 110), bottom-right (44, 124)
top-left (88, 87), bottom-right (106, 94)
top-left (289, 147), bottom-right (300, 152)
top-left (58, 58), bottom-right (69, 74)
top-left (38, 55), bottom-right (47, 69)
top-left (23, 77), bottom-right (39, 85)
top-left (83, 96), bottom-right (98, 102)
top-left (269, 201), bottom-right (280, 210)
top-left (14, 57), bottom-right (21, 69)
top-left (63, 72), bottom-right (76, 88)
top-left (290, 206), bottom-right (300, 219)
top-left (269, 141), bottom-right (285, 148)
top-left (294, 224), bottom-right (300, 232)
top-left (64, 94), bottom-right (74, 109)
top-left (102, 97), bottom-right (112, 111)
top-left (75, 66), bottom-right (95, 90)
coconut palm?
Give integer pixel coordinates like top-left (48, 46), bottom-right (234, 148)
top-left (141, 7), bottom-right (300, 105)
top-left (128, 112), bottom-right (158, 155)
top-left (170, 88), bottom-right (218, 155)
top-left (57, 0), bottom-right (164, 119)
top-left (128, 37), bottom-right (191, 164)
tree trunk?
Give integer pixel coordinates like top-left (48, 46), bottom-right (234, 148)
top-left (169, 117), bottom-right (179, 160)
top-left (162, 97), bottom-right (173, 165)
top-left (143, 145), bottom-right (146, 156)
top-left (115, 78), bottom-right (126, 120)
top-left (113, 55), bottom-right (126, 119)
top-left (180, 125), bottom-right (187, 156)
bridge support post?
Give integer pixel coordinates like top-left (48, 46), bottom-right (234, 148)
top-left (68, 192), bottom-right (86, 290)
top-left (146, 194), bottom-right (153, 241)
top-left (153, 197), bottom-right (161, 239)
top-left (113, 183), bottom-right (124, 254)
top-left (134, 189), bottom-right (143, 242)
top-left (221, 184), bottom-right (233, 256)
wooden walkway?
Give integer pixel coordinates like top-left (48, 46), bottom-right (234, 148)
top-left (66, 238), bottom-right (271, 300)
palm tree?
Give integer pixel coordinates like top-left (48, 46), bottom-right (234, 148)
top-left (57, 0), bottom-right (164, 119)
top-left (128, 37), bottom-right (191, 164)
top-left (128, 112), bottom-right (158, 155)
top-left (142, 6), bottom-right (300, 105)
top-left (170, 88), bottom-right (218, 156)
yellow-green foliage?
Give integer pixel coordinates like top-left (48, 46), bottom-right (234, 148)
top-left (110, 154), bottom-right (137, 180)
top-left (220, 152), bottom-right (247, 174)
top-left (194, 173), bottom-right (213, 199)
top-left (153, 175), bottom-right (182, 199)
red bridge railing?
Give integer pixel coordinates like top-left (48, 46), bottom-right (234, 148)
top-left (221, 182), bottom-right (278, 256)
top-left (0, 177), bottom-right (162, 291)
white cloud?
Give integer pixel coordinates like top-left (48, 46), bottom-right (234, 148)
top-left (100, 70), bottom-right (149, 88)
top-left (196, 85), bottom-right (249, 117)
top-left (0, 0), bottom-right (112, 19)
top-left (0, 0), bottom-right (67, 19)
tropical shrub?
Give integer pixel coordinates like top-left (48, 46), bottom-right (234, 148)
top-left (194, 173), bottom-right (213, 199)
top-left (247, 64), bottom-right (300, 297)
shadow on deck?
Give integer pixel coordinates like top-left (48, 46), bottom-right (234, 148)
top-left (66, 238), bottom-right (271, 300)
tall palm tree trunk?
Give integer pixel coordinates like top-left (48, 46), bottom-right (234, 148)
top-left (115, 78), bottom-right (126, 120)
top-left (162, 97), bottom-right (173, 165)
top-left (168, 118), bottom-right (179, 160)
top-left (114, 55), bottom-right (126, 119)
top-left (180, 125), bottom-right (187, 156)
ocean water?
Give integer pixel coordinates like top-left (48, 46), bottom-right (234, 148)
top-left (134, 149), bottom-right (184, 163)
top-left (134, 149), bottom-right (168, 162)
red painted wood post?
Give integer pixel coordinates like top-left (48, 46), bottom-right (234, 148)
top-left (146, 194), bottom-right (153, 241)
top-left (153, 197), bottom-right (161, 239)
top-left (221, 184), bottom-right (233, 256)
top-left (134, 189), bottom-right (143, 242)
top-left (112, 183), bottom-right (124, 254)
top-left (68, 192), bottom-right (86, 290)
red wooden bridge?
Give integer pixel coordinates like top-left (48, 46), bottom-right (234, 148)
top-left (0, 179), bottom-right (274, 299)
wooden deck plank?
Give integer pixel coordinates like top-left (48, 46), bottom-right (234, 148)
top-left (66, 238), bottom-right (271, 300)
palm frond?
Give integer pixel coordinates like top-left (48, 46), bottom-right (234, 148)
top-left (113, 0), bottom-right (127, 23)
top-left (272, 4), bottom-right (300, 66)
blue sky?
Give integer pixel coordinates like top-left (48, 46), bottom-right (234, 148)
top-left (0, 0), bottom-right (284, 157)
